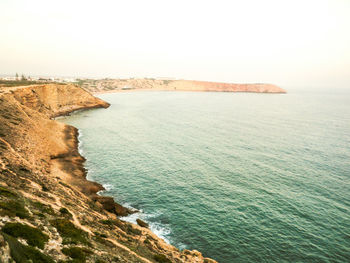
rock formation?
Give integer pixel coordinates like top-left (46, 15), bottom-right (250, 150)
top-left (0, 84), bottom-right (216, 262)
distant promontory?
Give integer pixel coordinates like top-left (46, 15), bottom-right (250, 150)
top-left (77, 78), bottom-right (286, 94)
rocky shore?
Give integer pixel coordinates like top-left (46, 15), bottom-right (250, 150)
top-left (0, 84), bottom-right (216, 262)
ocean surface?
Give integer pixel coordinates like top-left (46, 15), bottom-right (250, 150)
top-left (61, 89), bottom-right (350, 262)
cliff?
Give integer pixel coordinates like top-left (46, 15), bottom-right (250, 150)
top-left (0, 84), bottom-right (216, 263)
top-left (80, 78), bottom-right (286, 94)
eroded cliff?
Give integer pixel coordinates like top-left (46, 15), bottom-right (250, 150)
top-left (0, 84), bottom-right (216, 263)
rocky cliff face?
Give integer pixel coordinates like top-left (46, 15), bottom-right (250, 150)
top-left (8, 84), bottom-right (110, 117)
top-left (0, 84), bottom-right (216, 263)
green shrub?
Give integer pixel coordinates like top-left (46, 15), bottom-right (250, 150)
top-left (94, 232), bottom-right (107, 238)
top-left (100, 219), bottom-right (115, 226)
top-left (41, 184), bottom-right (49, 192)
top-left (154, 254), bottom-right (172, 263)
top-left (127, 225), bottom-right (141, 235)
top-left (0, 186), bottom-right (18, 198)
top-left (31, 201), bottom-right (55, 215)
top-left (3, 233), bottom-right (54, 263)
top-left (59, 181), bottom-right (73, 190)
top-left (2, 222), bottom-right (49, 249)
top-left (100, 219), bottom-right (126, 231)
top-left (0, 199), bottom-right (30, 219)
top-left (0, 79), bottom-right (57, 87)
top-left (93, 235), bottom-right (115, 248)
top-left (50, 219), bottom-right (89, 245)
top-left (59, 207), bottom-right (73, 218)
top-left (60, 207), bottom-right (69, 214)
top-left (62, 246), bottom-right (92, 263)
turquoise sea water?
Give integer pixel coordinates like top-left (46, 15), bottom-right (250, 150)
top-left (61, 89), bottom-right (350, 262)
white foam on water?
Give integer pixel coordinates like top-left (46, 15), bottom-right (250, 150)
top-left (148, 222), bottom-right (171, 244)
top-left (75, 129), bottom-right (174, 247)
top-left (120, 210), bottom-right (172, 244)
top-left (102, 184), bottom-right (113, 191)
top-left (120, 211), bottom-right (141, 224)
top-left (77, 129), bottom-right (84, 155)
top-left (53, 116), bottom-right (65, 120)
top-left (74, 130), bottom-right (174, 246)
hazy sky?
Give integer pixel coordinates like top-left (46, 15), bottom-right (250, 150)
top-left (1, 0), bottom-right (349, 88)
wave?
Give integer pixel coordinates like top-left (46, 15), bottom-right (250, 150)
top-left (120, 209), bottom-right (173, 245)
top-left (77, 129), bottom-right (84, 155)
top-left (102, 183), bottom-right (113, 191)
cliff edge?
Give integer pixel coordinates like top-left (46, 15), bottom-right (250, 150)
top-left (0, 84), bottom-right (216, 262)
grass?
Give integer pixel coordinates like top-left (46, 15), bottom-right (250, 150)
top-left (127, 224), bottom-right (141, 236)
top-left (100, 219), bottom-right (126, 230)
top-left (3, 232), bottom-right (52, 261)
top-left (93, 235), bottom-right (115, 248)
top-left (100, 219), bottom-right (115, 226)
top-left (94, 232), bottom-right (107, 238)
top-left (59, 181), bottom-right (73, 190)
top-left (2, 222), bottom-right (49, 249)
top-left (3, 233), bottom-right (54, 263)
top-left (0, 79), bottom-right (59, 87)
top-left (50, 219), bottom-right (89, 245)
top-left (0, 186), bottom-right (18, 198)
top-left (100, 219), bottom-right (141, 235)
top-left (162, 80), bottom-right (173, 85)
top-left (0, 199), bottom-right (30, 219)
top-left (31, 201), bottom-right (55, 215)
top-left (62, 246), bottom-right (92, 263)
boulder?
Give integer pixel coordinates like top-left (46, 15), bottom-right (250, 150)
top-left (136, 219), bottom-right (149, 228)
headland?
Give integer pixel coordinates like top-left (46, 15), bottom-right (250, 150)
top-left (78, 78), bottom-right (286, 94)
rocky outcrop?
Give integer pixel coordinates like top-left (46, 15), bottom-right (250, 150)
top-left (168, 80), bottom-right (286, 93)
top-left (137, 219), bottom-right (149, 228)
top-left (6, 84), bottom-right (110, 118)
top-left (0, 84), bottom-right (217, 262)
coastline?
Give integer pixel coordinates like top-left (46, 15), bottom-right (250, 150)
top-left (50, 90), bottom-right (217, 262)
top-left (80, 79), bottom-right (287, 95)
top-left (66, 106), bottom-right (174, 245)
top-left (56, 124), bottom-right (133, 217)
top-left (0, 83), bottom-right (217, 262)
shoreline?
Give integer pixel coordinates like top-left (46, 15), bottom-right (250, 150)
top-left (0, 83), bottom-right (217, 262)
top-left (71, 119), bottom-right (173, 245)
top-left (61, 124), bottom-right (133, 217)
top-left (57, 97), bottom-right (218, 261)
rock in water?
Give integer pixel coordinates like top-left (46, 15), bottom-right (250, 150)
top-left (136, 219), bottom-right (149, 228)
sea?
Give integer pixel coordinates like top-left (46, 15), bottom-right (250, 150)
top-left (61, 88), bottom-right (350, 262)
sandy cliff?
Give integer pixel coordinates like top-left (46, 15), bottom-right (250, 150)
top-left (0, 84), bottom-right (216, 262)
top-left (80, 78), bottom-right (286, 94)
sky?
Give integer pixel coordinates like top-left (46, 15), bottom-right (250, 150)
top-left (1, 0), bottom-right (349, 88)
